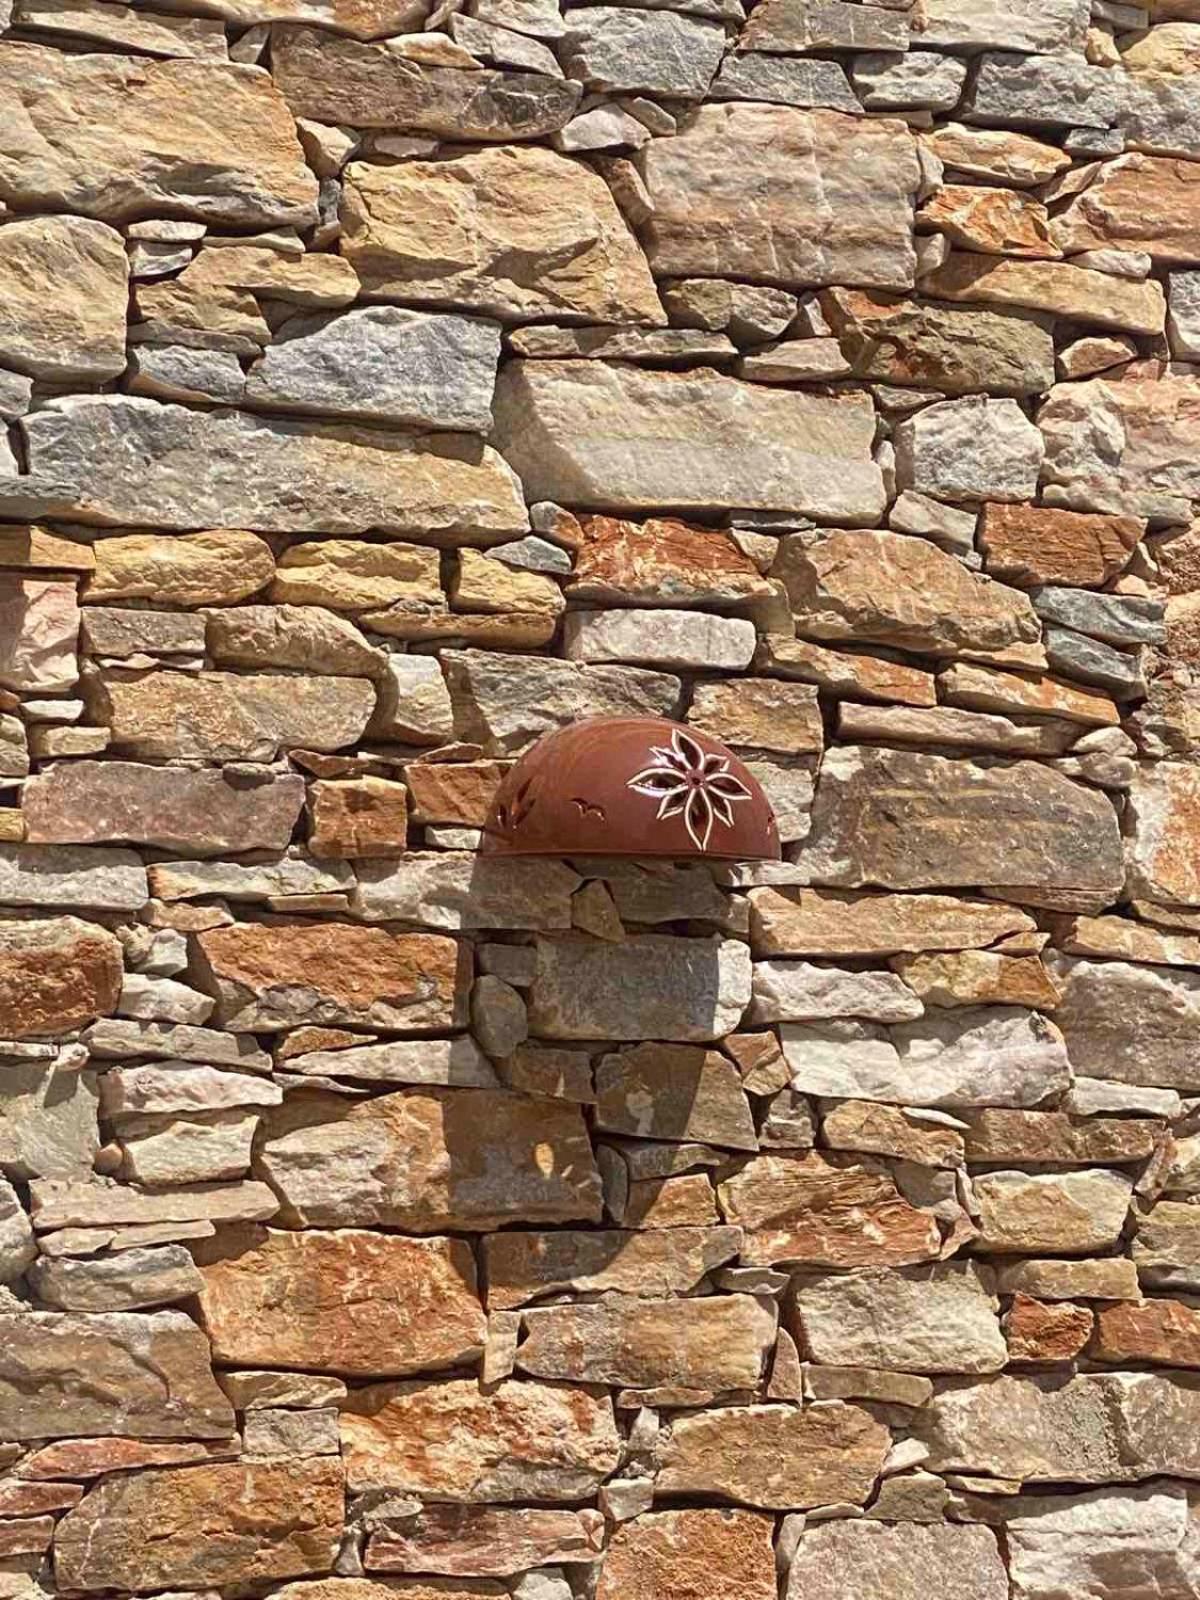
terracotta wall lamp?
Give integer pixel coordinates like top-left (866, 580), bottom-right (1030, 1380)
top-left (482, 716), bottom-right (781, 862)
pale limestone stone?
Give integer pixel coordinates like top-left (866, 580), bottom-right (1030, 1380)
top-left (528, 934), bottom-right (752, 1042)
top-left (790, 1264), bottom-right (1007, 1375)
top-left (245, 308), bottom-right (501, 432)
top-left (284, 1037), bottom-right (496, 1088)
top-left (0, 843), bottom-right (147, 912)
top-left (0, 44), bottom-right (318, 225)
top-left (894, 395), bottom-right (1044, 503)
top-left (561, 7), bottom-right (724, 96)
top-left (354, 854), bottom-right (578, 930)
top-left (0, 578), bottom-right (78, 694)
top-left (11, 0), bottom-right (228, 57)
top-left (6, 398), bottom-right (528, 544)
top-left (1006, 1485), bottom-right (1200, 1600)
top-left (1169, 269), bottom-right (1200, 357)
top-left (119, 1112), bottom-right (259, 1185)
top-left (207, 606), bottom-right (385, 678)
top-left (794, 745), bottom-right (1123, 899)
top-left (917, 1371), bottom-right (1200, 1483)
top-left (749, 888), bottom-right (1034, 958)
top-left (971, 1169), bottom-right (1133, 1253)
top-left (563, 608), bottom-right (756, 670)
top-left (493, 360), bottom-right (886, 523)
top-left (636, 103), bottom-right (919, 290)
top-left (341, 147), bottom-right (662, 324)
top-left (781, 1006), bottom-right (1071, 1109)
top-left (340, 1377), bottom-right (619, 1498)
top-left (443, 648), bottom-right (681, 756)
top-left (923, 123), bottom-right (1070, 187)
top-left (750, 962), bottom-right (924, 1024)
top-left (1047, 954), bottom-right (1200, 1090)
top-left (0, 216), bottom-right (128, 382)
top-left (28, 1245), bottom-right (205, 1313)
top-left (785, 1523), bottom-right (1007, 1600)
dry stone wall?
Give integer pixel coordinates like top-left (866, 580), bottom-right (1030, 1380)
top-left (0, 0), bottom-right (1199, 1594)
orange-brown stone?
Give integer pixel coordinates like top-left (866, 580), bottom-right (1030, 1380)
top-left (1092, 1298), bottom-right (1200, 1367)
top-left (0, 916), bottom-right (122, 1037)
top-left (980, 503), bottom-right (1143, 588)
top-left (192, 1225), bottom-right (486, 1378)
top-left (1002, 1293), bottom-right (1093, 1362)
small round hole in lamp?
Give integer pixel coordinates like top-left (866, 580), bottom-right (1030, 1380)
top-left (481, 716), bottom-right (781, 861)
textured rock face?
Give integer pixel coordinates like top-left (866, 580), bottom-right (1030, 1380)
top-left (53, 1458), bottom-right (343, 1591)
top-left (795, 745), bottom-right (1124, 897)
top-left (193, 1226), bottom-right (486, 1376)
top-left (0, 1312), bottom-right (234, 1439)
top-left (258, 1089), bottom-right (601, 1230)
top-left (340, 1378), bottom-right (620, 1498)
top-left (341, 149), bottom-right (663, 324)
top-left (5, 5), bottom-right (1197, 1596)
top-left (637, 104), bottom-right (918, 288)
top-left (494, 360), bottom-right (885, 522)
top-left (5, 398), bottom-right (528, 542)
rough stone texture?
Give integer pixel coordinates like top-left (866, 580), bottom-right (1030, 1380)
top-left (5, 398), bottom-right (528, 544)
top-left (194, 923), bottom-right (462, 1031)
top-left (0, 1311), bottom-right (234, 1440)
top-left (52, 1458), bottom-right (343, 1591)
top-left (0, 44), bottom-right (318, 225)
top-left (258, 1088), bottom-right (601, 1230)
top-left (193, 1226), bottom-right (486, 1377)
top-left (4, 10), bottom-right (1194, 1597)
top-left (340, 1377), bottom-right (620, 1498)
top-left (794, 745), bottom-right (1124, 898)
top-left (341, 149), bottom-right (663, 325)
top-left (596, 1511), bottom-right (776, 1600)
top-left (636, 104), bottom-right (919, 290)
top-left (785, 1523), bottom-right (1007, 1600)
top-left (494, 361), bottom-right (886, 523)
top-left (656, 1401), bottom-right (889, 1509)
top-left (777, 529), bottom-right (1039, 657)
top-left (790, 1264), bottom-right (1007, 1375)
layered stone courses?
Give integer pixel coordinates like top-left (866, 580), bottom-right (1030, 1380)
top-left (2, 2), bottom-right (1196, 1596)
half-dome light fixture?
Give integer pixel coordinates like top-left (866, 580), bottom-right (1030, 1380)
top-left (481, 716), bottom-right (781, 861)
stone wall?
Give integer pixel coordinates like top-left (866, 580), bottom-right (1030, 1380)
top-left (2, 0), bottom-right (1200, 1594)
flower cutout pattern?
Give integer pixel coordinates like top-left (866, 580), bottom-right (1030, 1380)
top-left (627, 728), bottom-right (752, 852)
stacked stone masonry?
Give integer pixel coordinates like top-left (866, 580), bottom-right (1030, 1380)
top-left (1, 0), bottom-right (1200, 1594)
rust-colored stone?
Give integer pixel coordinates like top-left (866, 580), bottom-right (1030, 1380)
top-left (192, 1226), bottom-right (485, 1378)
top-left (1092, 1298), bottom-right (1200, 1368)
top-left (1003, 1293), bottom-right (1093, 1363)
top-left (717, 1152), bottom-right (942, 1268)
top-left (0, 916), bottom-right (121, 1037)
top-left (596, 1510), bottom-right (776, 1600)
top-left (194, 921), bottom-right (464, 1030)
top-left (980, 503), bottom-right (1143, 588)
